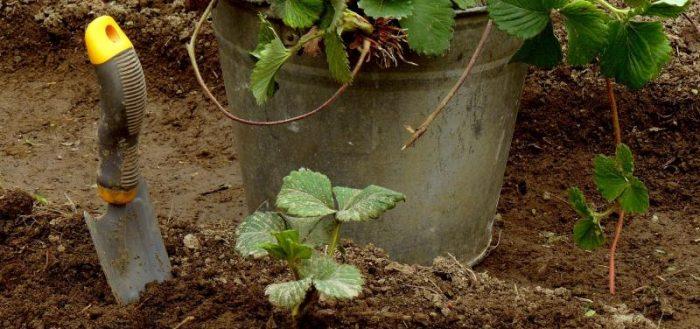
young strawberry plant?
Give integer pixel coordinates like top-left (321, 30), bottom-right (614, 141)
top-left (568, 144), bottom-right (650, 294)
top-left (235, 168), bottom-right (405, 321)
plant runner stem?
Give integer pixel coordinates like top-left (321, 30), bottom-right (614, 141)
top-left (402, 20), bottom-right (494, 150)
top-left (606, 79), bottom-right (622, 145)
top-left (606, 78), bottom-right (625, 295)
top-left (609, 211), bottom-right (625, 295)
top-left (187, 0), bottom-right (371, 126)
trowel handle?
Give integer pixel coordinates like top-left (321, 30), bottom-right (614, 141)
top-left (85, 16), bottom-right (147, 205)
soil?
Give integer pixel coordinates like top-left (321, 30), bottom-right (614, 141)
top-left (1, 1), bottom-right (698, 328)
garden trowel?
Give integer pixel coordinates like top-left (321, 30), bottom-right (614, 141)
top-left (83, 16), bottom-right (172, 304)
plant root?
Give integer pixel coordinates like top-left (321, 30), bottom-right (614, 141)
top-left (187, 0), bottom-right (371, 126)
top-left (402, 20), bottom-right (493, 150)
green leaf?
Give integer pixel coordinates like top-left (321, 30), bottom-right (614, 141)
top-left (593, 154), bottom-right (628, 201)
top-left (573, 219), bottom-right (606, 250)
top-left (271, 0), bottom-right (325, 29)
top-left (624, 0), bottom-right (651, 6)
top-left (616, 143), bottom-right (634, 175)
top-left (358, 0), bottom-right (415, 19)
top-left (265, 278), bottom-right (313, 309)
top-left (334, 185), bottom-right (406, 222)
top-left (400, 0), bottom-right (455, 55)
top-left (300, 255), bottom-right (364, 299)
top-left (324, 32), bottom-right (352, 83)
top-left (251, 14), bottom-right (276, 60)
top-left (453, 0), bottom-right (477, 10)
top-left (250, 32), bottom-right (292, 105)
top-left (510, 22), bottom-right (562, 69)
top-left (560, 0), bottom-right (609, 66)
top-left (487, 0), bottom-right (566, 39)
top-left (235, 212), bottom-right (287, 258)
top-left (600, 21), bottom-right (672, 89)
top-left (619, 176), bottom-right (650, 213)
top-left (276, 169), bottom-right (337, 217)
top-left (568, 187), bottom-right (593, 219)
top-left (272, 230), bottom-right (315, 261)
top-left (643, 0), bottom-right (690, 18)
top-left (284, 214), bottom-right (335, 247)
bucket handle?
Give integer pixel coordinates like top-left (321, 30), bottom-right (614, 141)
top-left (186, 0), bottom-right (372, 126)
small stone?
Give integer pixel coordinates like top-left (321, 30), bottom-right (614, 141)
top-left (542, 191), bottom-right (551, 200)
top-left (48, 234), bottom-right (60, 243)
top-left (57, 245), bottom-right (66, 252)
top-left (183, 234), bottom-right (201, 250)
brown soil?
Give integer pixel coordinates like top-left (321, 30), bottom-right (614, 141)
top-left (1, 1), bottom-right (698, 328)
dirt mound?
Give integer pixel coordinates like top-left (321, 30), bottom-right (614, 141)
top-left (0, 196), bottom-right (654, 328)
top-left (0, 189), bottom-right (34, 221)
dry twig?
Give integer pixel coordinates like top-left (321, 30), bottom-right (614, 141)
top-left (402, 20), bottom-right (494, 150)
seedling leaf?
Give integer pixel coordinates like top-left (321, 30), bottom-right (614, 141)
top-left (615, 143), bottom-right (635, 175)
top-left (324, 32), bottom-right (352, 83)
top-left (271, 230), bottom-right (315, 261)
top-left (600, 21), bottom-right (672, 89)
top-left (250, 32), bottom-right (291, 104)
top-left (510, 22), bottom-right (562, 69)
top-left (453, 0), bottom-right (478, 10)
top-left (283, 214), bottom-right (335, 247)
top-left (277, 169), bottom-right (337, 218)
top-left (487, 0), bottom-right (565, 39)
top-left (401, 0), bottom-right (455, 55)
top-left (271, 0), bottom-right (325, 29)
top-left (573, 219), bottom-right (605, 250)
top-left (334, 185), bottom-right (406, 222)
top-left (560, 0), bottom-right (609, 66)
top-left (251, 14), bottom-right (276, 60)
top-left (265, 278), bottom-right (313, 308)
top-left (300, 255), bottom-right (364, 299)
top-left (593, 154), bottom-right (628, 201)
top-left (568, 187), bottom-right (593, 219)
top-left (358, 0), bottom-right (415, 19)
top-left (643, 0), bottom-right (690, 18)
top-left (618, 176), bottom-right (650, 213)
top-left (236, 212), bottom-right (287, 258)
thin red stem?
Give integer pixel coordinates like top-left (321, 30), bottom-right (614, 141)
top-left (606, 79), bottom-right (622, 145)
top-left (609, 211), bottom-right (625, 295)
top-left (606, 78), bottom-right (624, 295)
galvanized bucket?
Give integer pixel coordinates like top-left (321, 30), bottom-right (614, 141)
top-left (212, 0), bottom-right (527, 265)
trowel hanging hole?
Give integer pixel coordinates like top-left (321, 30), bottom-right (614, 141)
top-left (106, 25), bottom-right (120, 43)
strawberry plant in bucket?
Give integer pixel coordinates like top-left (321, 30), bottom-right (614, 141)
top-left (188, 0), bottom-right (690, 290)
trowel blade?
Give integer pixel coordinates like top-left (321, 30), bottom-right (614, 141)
top-left (84, 180), bottom-right (172, 304)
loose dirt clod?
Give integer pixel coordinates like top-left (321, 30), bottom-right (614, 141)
top-left (0, 189), bottom-right (34, 221)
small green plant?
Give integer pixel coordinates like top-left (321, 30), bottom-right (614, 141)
top-left (235, 168), bottom-right (405, 320)
top-left (567, 143), bottom-right (650, 294)
top-left (488, 0), bottom-right (691, 89)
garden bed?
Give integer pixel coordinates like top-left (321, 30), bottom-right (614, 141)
top-left (1, 0), bottom-right (698, 328)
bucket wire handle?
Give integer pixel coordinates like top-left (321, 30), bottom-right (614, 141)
top-left (186, 0), bottom-right (372, 126)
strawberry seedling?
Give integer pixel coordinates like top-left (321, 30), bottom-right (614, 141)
top-left (568, 144), bottom-right (650, 294)
top-left (235, 168), bottom-right (405, 321)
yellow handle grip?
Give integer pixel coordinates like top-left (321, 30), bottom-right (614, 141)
top-left (85, 16), bottom-right (133, 65)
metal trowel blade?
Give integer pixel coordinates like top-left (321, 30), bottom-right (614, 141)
top-left (84, 180), bottom-right (172, 304)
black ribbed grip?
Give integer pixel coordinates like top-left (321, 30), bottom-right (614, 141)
top-left (95, 48), bottom-right (146, 193)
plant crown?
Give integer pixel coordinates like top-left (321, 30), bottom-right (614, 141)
top-left (235, 168), bottom-right (405, 314)
top-left (249, 0), bottom-right (690, 104)
top-left (568, 144), bottom-right (650, 250)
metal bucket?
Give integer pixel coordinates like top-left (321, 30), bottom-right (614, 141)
top-left (212, 0), bottom-right (527, 265)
